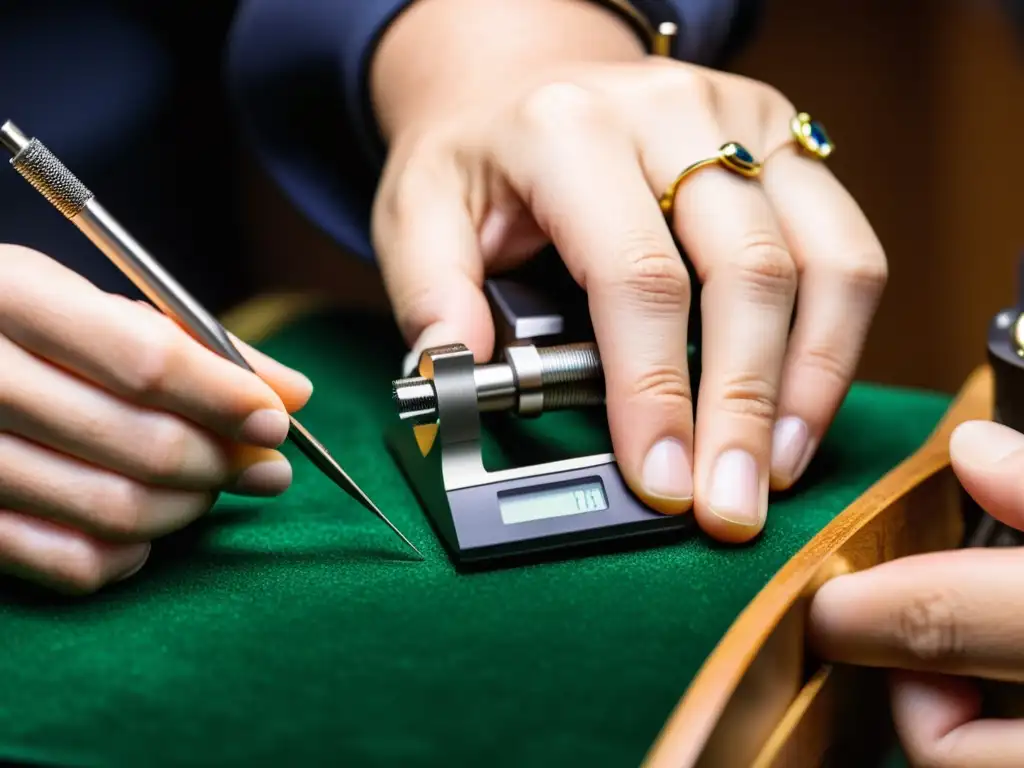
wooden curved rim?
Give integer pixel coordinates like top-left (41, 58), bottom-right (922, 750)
top-left (643, 365), bottom-right (992, 767)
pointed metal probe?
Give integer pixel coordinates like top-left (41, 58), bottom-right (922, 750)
top-left (1, 120), bottom-right (421, 559)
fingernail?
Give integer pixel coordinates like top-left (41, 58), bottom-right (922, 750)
top-left (708, 449), bottom-right (762, 526)
top-left (951, 420), bottom-right (1024, 465)
top-left (642, 438), bottom-right (693, 499)
top-left (115, 544), bottom-right (151, 582)
top-left (771, 416), bottom-right (809, 483)
top-left (403, 324), bottom-right (456, 377)
top-left (238, 409), bottom-right (290, 447)
top-left (232, 459), bottom-right (293, 496)
top-left (401, 350), bottom-right (420, 378)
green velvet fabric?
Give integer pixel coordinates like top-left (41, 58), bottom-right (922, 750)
top-left (0, 311), bottom-right (952, 767)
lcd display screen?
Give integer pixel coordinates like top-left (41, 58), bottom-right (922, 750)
top-left (498, 479), bottom-right (608, 525)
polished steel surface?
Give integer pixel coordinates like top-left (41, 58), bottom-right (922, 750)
top-left (0, 120), bottom-right (29, 154)
top-left (393, 341), bottom-right (604, 422)
top-left (393, 342), bottom-right (612, 491)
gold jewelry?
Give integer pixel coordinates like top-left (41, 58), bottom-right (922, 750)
top-left (790, 112), bottom-right (833, 160)
top-left (658, 142), bottom-right (762, 216)
top-left (583, 1), bottom-right (678, 56)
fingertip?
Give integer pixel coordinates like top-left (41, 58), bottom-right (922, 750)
top-left (227, 445), bottom-right (293, 496)
top-left (768, 476), bottom-right (792, 493)
top-left (634, 489), bottom-right (693, 516)
top-left (598, 405), bottom-right (695, 524)
top-left (805, 570), bottom-right (858, 649)
top-left (231, 457), bottom-right (293, 497)
top-left (695, 448), bottom-right (767, 541)
top-left (0, 511), bottom-right (153, 595)
top-left (693, 504), bottom-right (765, 544)
top-left (407, 315), bottom-right (495, 370)
top-left (238, 408), bottom-right (291, 448)
top-left (133, 301), bottom-right (310, 401)
top-left (949, 420), bottom-right (1024, 468)
top-left (275, 371), bottom-right (314, 413)
top-left (948, 420), bottom-right (1024, 529)
top-left (769, 416), bottom-right (815, 491)
top-left (231, 337), bottom-right (314, 412)
top-left (113, 542), bottom-right (152, 582)
top-left (637, 437), bottom-right (693, 507)
top-left (407, 322), bottom-right (461, 360)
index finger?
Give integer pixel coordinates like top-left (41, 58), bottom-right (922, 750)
top-left (807, 548), bottom-right (1024, 683)
top-left (1, 248), bottom-right (305, 448)
top-left (496, 83), bottom-right (695, 514)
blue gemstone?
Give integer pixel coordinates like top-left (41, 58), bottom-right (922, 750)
top-left (808, 121), bottom-right (830, 149)
top-left (734, 144), bottom-right (754, 164)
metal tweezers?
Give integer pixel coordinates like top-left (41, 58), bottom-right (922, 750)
top-left (0, 120), bottom-right (422, 558)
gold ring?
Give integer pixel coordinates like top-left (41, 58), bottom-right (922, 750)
top-left (790, 112), bottom-right (833, 160)
top-left (658, 142), bottom-right (761, 216)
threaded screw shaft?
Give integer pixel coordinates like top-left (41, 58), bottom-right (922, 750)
top-left (392, 342), bottom-right (604, 420)
top-left (538, 343), bottom-right (602, 386)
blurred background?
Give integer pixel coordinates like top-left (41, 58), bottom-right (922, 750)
top-left (1, 0), bottom-right (1021, 396)
top-left (734, 0), bottom-right (1024, 394)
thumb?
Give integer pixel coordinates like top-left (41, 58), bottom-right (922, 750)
top-left (949, 420), bottom-right (1024, 532)
top-left (133, 299), bottom-right (313, 413)
top-left (230, 334), bottom-right (313, 413)
top-left (372, 166), bottom-right (494, 377)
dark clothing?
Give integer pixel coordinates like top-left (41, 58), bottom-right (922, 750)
top-left (0, 2), bottom-right (248, 308)
top-left (226, 0), bottom-right (763, 261)
top-left (0, 1), bottom-right (761, 308)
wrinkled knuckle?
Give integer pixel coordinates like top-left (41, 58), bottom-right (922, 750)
top-left (896, 591), bottom-right (964, 663)
top-left (839, 256), bottom-right (889, 296)
top-left (136, 420), bottom-right (190, 483)
top-left (630, 365), bottom-right (693, 408)
top-left (89, 477), bottom-right (148, 540)
top-left (717, 373), bottom-right (779, 428)
top-left (646, 67), bottom-right (714, 109)
top-left (729, 237), bottom-right (797, 297)
top-left (119, 322), bottom-right (179, 400)
top-left (518, 81), bottom-right (603, 137)
top-left (793, 345), bottom-right (854, 390)
top-left (72, 412), bottom-right (112, 455)
top-left (615, 239), bottom-right (690, 310)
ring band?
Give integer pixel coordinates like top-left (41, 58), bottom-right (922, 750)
top-left (790, 112), bottom-right (833, 160)
top-left (658, 142), bottom-right (761, 216)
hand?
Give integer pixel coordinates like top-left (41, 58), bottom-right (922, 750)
top-left (0, 246), bottom-right (312, 594)
top-left (369, 0), bottom-right (886, 543)
top-left (809, 420), bottom-right (1024, 767)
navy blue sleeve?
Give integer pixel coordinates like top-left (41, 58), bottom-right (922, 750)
top-left (226, 0), bottom-right (763, 262)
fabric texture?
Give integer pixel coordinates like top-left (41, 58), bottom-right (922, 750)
top-left (226, 0), bottom-right (762, 262)
top-left (0, 310), bottom-right (950, 767)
